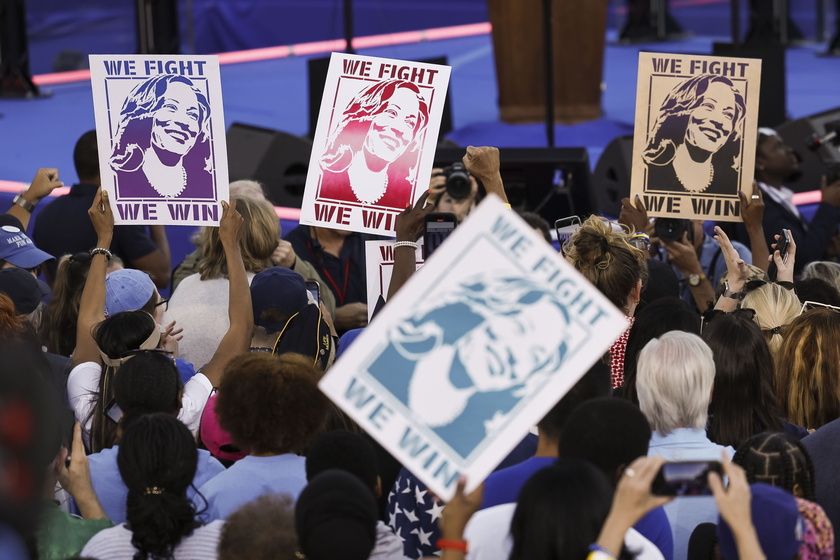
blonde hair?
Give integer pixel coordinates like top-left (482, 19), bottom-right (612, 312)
top-left (199, 196), bottom-right (279, 280)
top-left (741, 283), bottom-right (800, 360)
top-left (563, 216), bottom-right (647, 311)
top-left (775, 309), bottom-right (840, 429)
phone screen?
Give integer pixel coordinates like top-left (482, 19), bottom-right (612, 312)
top-left (424, 213), bottom-right (457, 259)
top-left (305, 281), bottom-right (320, 303)
top-left (652, 461), bottom-right (722, 496)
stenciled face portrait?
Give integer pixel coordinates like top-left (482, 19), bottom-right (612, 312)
top-left (456, 301), bottom-right (567, 393)
top-left (363, 86), bottom-right (421, 165)
top-left (150, 81), bottom-right (201, 158)
top-left (684, 81), bottom-right (737, 155)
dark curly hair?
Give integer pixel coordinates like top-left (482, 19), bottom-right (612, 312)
top-left (215, 353), bottom-right (329, 455)
top-left (218, 494), bottom-right (298, 560)
top-left (118, 413), bottom-right (200, 560)
top-left (733, 431), bottom-right (816, 502)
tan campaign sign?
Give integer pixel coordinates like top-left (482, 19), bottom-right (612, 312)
top-left (629, 53), bottom-right (761, 222)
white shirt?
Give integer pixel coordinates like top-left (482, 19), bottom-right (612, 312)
top-left (67, 361), bottom-right (212, 447)
top-left (463, 503), bottom-right (664, 560)
top-left (81, 520), bottom-right (223, 559)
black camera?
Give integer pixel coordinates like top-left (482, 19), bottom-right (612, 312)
top-left (442, 162), bottom-right (471, 200)
top-left (654, 218), bottom-right (691, 244)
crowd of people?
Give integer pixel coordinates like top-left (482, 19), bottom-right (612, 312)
top-left (0, 127), bottom-right (839, 560)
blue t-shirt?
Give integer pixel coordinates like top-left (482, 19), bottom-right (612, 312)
top-left (87, 445), bottom-right (225, 524)
top-left (480, 456), bottom-right (556, 510)
top-left (197, 454), bottom-right (307, 521)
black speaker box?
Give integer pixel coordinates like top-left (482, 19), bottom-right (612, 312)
top-left (776, 107), bottom-right (840, 192)
top-left (712, 42), bottom-right (786, 128)
top-left (307, 56), bottom-right (454, 141)
top-left (226, 123), bottom-right (313, 208)
top-left (591, 135), bottom-right (634, 219)
top-left (433, 147), bottom-right (593, 223)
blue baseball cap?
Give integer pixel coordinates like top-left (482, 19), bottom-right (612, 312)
top-left (104, 268), bottom-right (156, 317)
top-left (0, 225), bottom-right (54, 269)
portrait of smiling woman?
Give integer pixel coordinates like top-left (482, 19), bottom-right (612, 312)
top-left (110, 74), bottom-right (215, 199)
top-left (643, 74), bottom-right (747, 195)
top-left (317, 78), bottom-right (430, 208)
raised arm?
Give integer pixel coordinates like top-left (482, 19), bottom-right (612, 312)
top-left (6, 168), bottom-right (63, 230)
top-left (71, 188), bottom-right (114, 368)
top-left (713, 225), bottom-right (750, 312)
top-left (462, 146), bottom-right (507, 203)
top-left (388, 191), bottom-right (432, 301)
top-left (199, 200), bottom-right (252, 387)
top-left (739, 182), bottom-right (769, 272)
top-left (59, 423), bottom-right (108, 520)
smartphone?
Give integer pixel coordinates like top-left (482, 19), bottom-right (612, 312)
top-left (305, 281), bottom-right (320, 303)
top-left (767, 228), bottom-right (790, 281)
top-left (652, 460), bottom-right (722, 497)
top-left (424, 213), bottom-right (457, 259)
top-left (103, 398), bottom-right (123, 424)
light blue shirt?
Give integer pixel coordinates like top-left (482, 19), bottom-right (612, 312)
top-left (87, 446), bottom-right (225, 524)
top-left (647, 428), bottom-right (734, 560)
top-left (197, 453), bottom-right (307, 521)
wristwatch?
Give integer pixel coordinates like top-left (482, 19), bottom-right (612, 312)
top-left (688, 272), bottom-right (706, 287)
top-left (722, 281), bottom-right (744, 300)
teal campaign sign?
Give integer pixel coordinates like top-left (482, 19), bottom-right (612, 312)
top-left (319, 196), bottom-right (627, 500)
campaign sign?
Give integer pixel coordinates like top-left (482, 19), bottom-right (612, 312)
top-left (90, 55), bottom-right (229, 226)
top-left (629, 53), bottom-right (761, 222)
top-left (300, 53), bottom-right (451, 236)
top-left (320, 196), bottom-right (627, 500)
top-left (364, 239), bottom-right (424, 322)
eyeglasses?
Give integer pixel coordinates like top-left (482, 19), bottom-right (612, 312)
top-left (155, 298), bottom-right (170, 312)
top-left (799, 300), bottom-right (840, 316)
top-left (700, 307), bottom-right (757, 333)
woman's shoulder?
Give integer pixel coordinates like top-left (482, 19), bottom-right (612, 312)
top-left (81, 523), bottom-right (133, 556)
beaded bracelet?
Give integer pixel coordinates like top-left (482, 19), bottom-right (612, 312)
top-left (394, 241), bottom-right (418, 250)
top-left (90, 247), bottom-right (113, 261)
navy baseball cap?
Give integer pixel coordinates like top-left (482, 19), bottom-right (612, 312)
top-left (0, 225), bottom-right (54, 269)
top-left (250, 267), bottom-right (309, 332)
top-left (0, 268), bottom-right (49, 314)
top-left (717, 483), bottom-right (804, 560)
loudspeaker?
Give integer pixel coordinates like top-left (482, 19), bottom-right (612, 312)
top-left (433, 147), bottom-right (593, 223)
top-left (776, 107), bottom-right (840, 192)
top-left (712, 42), bottom-right (786, 128)
top-left (592, 135), bottom-right (634, 218)
top-left (226, 123), bottom-right (313, 208)
top-left (307, 56), bottom-right (453, 140)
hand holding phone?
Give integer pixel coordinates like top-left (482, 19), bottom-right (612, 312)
top-left (424, 213), bottom-right (457, 259)
top-left (652, 460), bottom-right (723, 496)
top-left (305, 281), bottom-right (320, 303)
top-left (767, 228), bottom-right (790, 281)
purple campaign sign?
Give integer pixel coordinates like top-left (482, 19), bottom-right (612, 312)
top-left (90, 56), bottom-right (229, 226)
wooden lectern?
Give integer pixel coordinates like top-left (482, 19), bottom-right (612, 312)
top-left (487, 0), bottom-right (608, 124)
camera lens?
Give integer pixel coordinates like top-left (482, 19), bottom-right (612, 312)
top-left (444, 163), bottom-right (471, 200)
top-left (654, 218), bottom-right (688, 243)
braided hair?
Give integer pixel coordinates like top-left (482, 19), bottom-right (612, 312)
top-left (733, 431), bottom-right (816, 501)
top-left (118, 413), bottom-right (200, 560)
